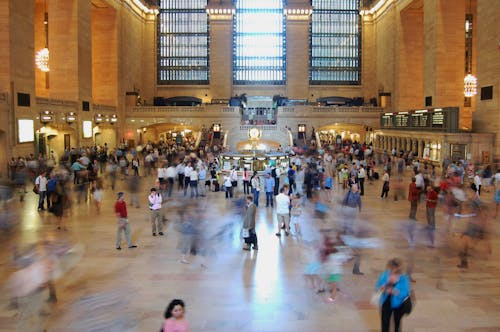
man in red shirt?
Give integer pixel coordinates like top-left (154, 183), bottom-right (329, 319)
top-left (114, 192), bottom-right (138, 250)
top-left (408, 177), bottom-right (419, 220)
top-left (426, 185), bottom-right (438, 247)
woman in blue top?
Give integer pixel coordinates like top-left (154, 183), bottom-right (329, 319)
top-left (375, 258), bottom-right (410, 332)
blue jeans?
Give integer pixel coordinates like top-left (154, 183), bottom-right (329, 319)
top-left (266, 191), bottom-right (273, 207)
top-left (38, 191), bottom-right (47, 210)
top-left (253, 189), bottom-right (260, 207)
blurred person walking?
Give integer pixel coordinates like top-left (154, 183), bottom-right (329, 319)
top-left (425, 185), bottom-right (438, 247)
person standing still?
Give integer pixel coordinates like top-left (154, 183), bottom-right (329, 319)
top-left (264, 173), bottom-right (275, 207)
top-left (243, 167), bottom-right (251, 195)
top-left (275, 187), bottom-right (290, 236)
top-left (35, 170), bottom-right (48, 211)
top-left (380, 170), bottom-right (390, 199)
top-left (149, 188), bottom-right (164, 236)
top-left (375, 258), bottom-right (410, 332)
top-left (114, 192), bottom-right (138, 250)
top-left (358, 165), bottom-right (366, 196)
top-left (251, 171), bottom-right (261, 207)
top-left (408, 177), bottom-right (419, 220)
top-left (242, 195), bottom-right (258, 250)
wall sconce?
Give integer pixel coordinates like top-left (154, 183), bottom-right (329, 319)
top-left (94, 113), bottom-right (104, 124)
top-left (40, 110), bottom-right (54, 124)
top-left (66, 112), bottom-right (77, 124)
top-left (298, 124), bottom-right (306, 133)
top-left (213, 123), bottom-right (221, 132)
top-left (110, 114), bottom-right (118, 124)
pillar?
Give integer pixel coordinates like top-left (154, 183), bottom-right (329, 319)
top-left (423, 0), bottom-right (465, 121)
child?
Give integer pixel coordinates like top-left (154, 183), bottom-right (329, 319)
top-left (163, 299), bottom-right (189, 332)
top-left (290, 193), bottom-right (303, 236)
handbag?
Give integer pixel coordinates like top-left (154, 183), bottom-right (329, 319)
top-left (242, 228), bottom-right (250, 238)
top-left (33, 184), bottom-right (39, 194)
top-left (401, 290), bottom-right (415, 315)
top-left (370, 289), bottom-right (383, 307)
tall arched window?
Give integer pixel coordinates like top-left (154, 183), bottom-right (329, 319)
top-left (310, 0), bottom-right (361, 85)
top-left (233, 0), bottom-right (286, 85)
top-left (157, 0), bottom-right (209, 85)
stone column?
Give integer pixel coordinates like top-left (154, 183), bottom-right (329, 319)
top-left (285, 4), bottom-right (312, 99)
top-left (423, 0), bottom-right (465, 121)
top-left (208, 9), bottom-right (234, 100)
top-left (49, 0), bottom-right (92, 102)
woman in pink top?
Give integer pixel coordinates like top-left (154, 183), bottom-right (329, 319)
top-left (162, 299), bottom-right (189, 332)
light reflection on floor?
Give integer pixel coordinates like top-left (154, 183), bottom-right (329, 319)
top-left (0, 175), bottom-right (500, 331)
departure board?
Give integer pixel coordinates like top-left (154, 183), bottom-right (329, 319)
top-left (394, 114), bottom-right (409, 127)
top-left (411, 114), bottom-right (428, 127)
top-left (381, 115), bottom-right (393, 127)
top-left (431, 111), bottom-right (444, 127)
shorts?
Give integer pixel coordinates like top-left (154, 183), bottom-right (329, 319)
top-left (277, 213), bottom-right (290, 227)
top-left (325, 177), bottom-right (333, 189)
top-left (326, 273), bottom-right (341, 283)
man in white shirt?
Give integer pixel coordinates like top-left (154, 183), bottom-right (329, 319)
top-left (183, 162), bottom-right (193, 196)
top-left (148, 188), bottom-right (164, 236)
top-left (166, 163), bottom-right (177, 197)
top-left (275, 186), bottom-right (291, 236)
top-left (35, 170), bottom-right (48, 211)
top-left (175, 162), bottom-right (185, 190)
top-left (358, 165), bottom-right (366, 196)
top-left (415, 171), bottom-right (425, 200)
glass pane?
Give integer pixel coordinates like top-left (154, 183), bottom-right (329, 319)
top-left (233, 0), bottom-right (286, 85)
top-left (157, 0), bottom-right (209, 85)
top-left (310, 0), bottom-right (361, 85)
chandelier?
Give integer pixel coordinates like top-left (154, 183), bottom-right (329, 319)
top-left (35, 47), bottom-right (50, 72)
top-left (464, 74), bottom-right (477, 97)
top-left (463, 4), bottom-right (476, 97)
top-left (36, 5), bottom-right (49, 72)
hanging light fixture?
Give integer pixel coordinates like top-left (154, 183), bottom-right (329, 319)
top-left (36, 7), bottom-right (49, 72)
top-left (463, 1), bottom-right (476, 97)
top-left (464, 74), bottom-right (477, 97)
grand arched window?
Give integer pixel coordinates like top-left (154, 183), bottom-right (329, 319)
top-left (233, 0), bottom-right (286, 85)
top-left (310, 0), bottom-right (361, 85)
top-left (157, 0), bottom-right (209, 85)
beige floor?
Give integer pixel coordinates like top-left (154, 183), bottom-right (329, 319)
top-left (1, 173), bottom-right (499, 332)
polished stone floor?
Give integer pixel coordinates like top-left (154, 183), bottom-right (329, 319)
top-left (0, 173), bottom-right (499, 332)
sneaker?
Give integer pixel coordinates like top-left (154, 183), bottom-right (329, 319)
top-left (252, 245), bottom-right (258, 250)
top-left (153, 233), bottom-right (157, 236)
top-left (242, 246), bottom-right (250, 251)
top-left (159, 232), bottom-right (164, 236)
top-left (181, 259), bottom-right (191, 264)
top-left (275, 233), bottom-right (281, 237)
top-left (128, 245), bottom-right (137, 249)
top-left (116, 247), bottom-right (121, 250)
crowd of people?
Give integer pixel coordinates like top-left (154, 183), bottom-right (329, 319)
top-left (2, 135), bottom-right (498, 331)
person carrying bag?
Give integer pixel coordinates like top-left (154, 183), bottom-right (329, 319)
top-left (374, 258), bottom-right (411, 332)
